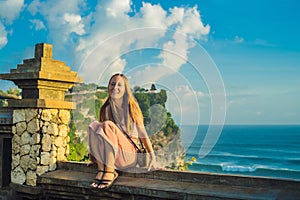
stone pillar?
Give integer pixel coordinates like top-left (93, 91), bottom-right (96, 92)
top-left (0, 43), bottom-right (82, 186)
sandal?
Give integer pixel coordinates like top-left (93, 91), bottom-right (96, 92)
top-left (97, 170), bottom-right (119, 191)
top-left (90, 170), bottom-right (105, 189)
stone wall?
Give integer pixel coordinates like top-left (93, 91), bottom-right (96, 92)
top-left (11, 108), bottom-right (70, 186)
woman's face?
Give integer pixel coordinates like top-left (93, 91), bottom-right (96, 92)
top-left (109, 75), bottom-right (126, 100)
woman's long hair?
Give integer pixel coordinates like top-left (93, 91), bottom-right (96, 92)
top-left (99, 73), bottom-right (143, 133)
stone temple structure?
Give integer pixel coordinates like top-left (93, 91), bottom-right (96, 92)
top-left (0, 43), bottom-right (81, 186)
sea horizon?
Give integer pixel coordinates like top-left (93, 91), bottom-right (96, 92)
top-left (180, 124), bottom-right (300, 181)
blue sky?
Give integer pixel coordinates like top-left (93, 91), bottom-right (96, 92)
top-left (0, 0), bottom-right (299, 125)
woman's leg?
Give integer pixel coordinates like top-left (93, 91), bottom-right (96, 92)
top-left (90, 160), bottom-right (104, 188)
top-left (96, 141), bottom-right (118, 189)
top-left (96, 122), bottom-right (120, 189)
top-left (90, 144), bottom-right (115, 189)
top-left (89, 121), bottom-right (119, 189)
top-left (88, 120), bottom-right (136, 189)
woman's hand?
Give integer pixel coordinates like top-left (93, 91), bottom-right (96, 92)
top-left (147, 152), bottom-right (162, 171)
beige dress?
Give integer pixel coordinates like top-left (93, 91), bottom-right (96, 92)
top-left (88, 117), bottom-right (139, 170)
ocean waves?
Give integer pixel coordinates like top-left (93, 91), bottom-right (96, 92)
top-left (186, 150), bottom-right (300, 167)
top-left (221, 163), bottom-right (257, 172)
top-left (188, 162), bottom-right (300, 180)
top-left (182, 125), bottom-right (300, 180)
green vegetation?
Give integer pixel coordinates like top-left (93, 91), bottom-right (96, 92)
top-left (68, 120), bottom-right (90, 161)
top-left (184, 156), bottom-right (197, 170)
top-left (0, 87), bottom-right (21, 106)
top-left (134, 89), bottom-right (179, 137)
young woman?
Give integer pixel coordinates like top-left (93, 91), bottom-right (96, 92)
top-left (88, 73), bottom-right (157, 190)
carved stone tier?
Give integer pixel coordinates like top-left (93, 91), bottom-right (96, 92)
top-left (0, 43), bottom-right (82, 109)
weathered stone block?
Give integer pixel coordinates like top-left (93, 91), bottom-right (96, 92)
top-left (43, 122), bottom-right (58, 135)
top-left (11, 154), bottom-right (20, 170)
top-left (41, 152), bottom-right (50, 165)
top-left (52, 144), bottom-right (57, 151)
top-left (28, 157), bottom-right (37, 170)
top-left (12, 134), bottom-right (20, 145)
top-left (50, 109), bottom-right (58, 116)
top-left (30, 133), bottom-right (41, 145)
top-left (43, 121), bottom-right (50, 127)
top-left (36, 166), bottom-right (49, 176)
top-left (27, 118), bottom-right (40, 133)
top-left (11, 166), bottom-right (26, 185)
top-left (12, 140), bottom-right (20, 154)
top-left (57, 147), bottom-right (66, 161)
top-left (25, 109), bottom-right (38, 122)
top-left (35, 43), bottom-right (52, 58)
top-left (20, 144), bottom-right (31, 156)
top-left (26, 170), bottom-right (37, 186)
top-left (12, 125), bottom-right (16, 134)
top-left (29, 144), bottom-right (41, 158)
top-left (20, 155), bottom-right (30, 171)
top-left (58, 124), bottom-right (68, 137)
top-left (41, 109), bottom-right (51, 121)
top-left (65, 144), bottom-right (70, 157)
top-left (59, 110), bottom-right (70, 124)
top-left (20, 131), bottom-right (31, 145)
top-left (42, 134), bottom-right (52, 151)
top-left (63, 137), bottom-right (68, 147)
top-left (54, 136), bottom-right (64, 147)
top-left (49, 157), bottom-right (57, 171)
top-left (16, 122), bottom-right (26, 135)
top-left (13, 109), bottom-right (25, 124)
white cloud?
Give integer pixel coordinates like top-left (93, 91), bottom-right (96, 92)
top-left (106, 0), bottom-right (132, 17)
top-left (0, 22), bottom-right (8, 49)
top-left (0, 0), bottom-right (24, 49)
top-left (175, 6), bottom-right (210, 37)
top-left (29, 19), bottom-right (46, 31)
top-left (63, 13), bottom-right (85, 35)
top-left (0, 0), bottom-right (24, 24)
top-left (137, 2), bottom-right (167, 28)
top-left (25, 0), bottom-right (210, 87)
top-left (28, 0), bottom-right (86, 45)
top-left (129, 5), bottom-right (210, 85)
top-left (27, 0), bottom-right (40, 15)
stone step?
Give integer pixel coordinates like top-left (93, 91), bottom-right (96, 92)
top-left (37, 170), bottom-right (284, 200)
top-left (0, 188), bottom-right (12, 200)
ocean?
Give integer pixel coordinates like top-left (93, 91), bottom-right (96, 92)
top-left (180, 125), bottom-right (300, 180)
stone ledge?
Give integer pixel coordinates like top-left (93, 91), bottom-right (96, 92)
top-left (57, 161), bottom-right (300, 191)
top-left (7, 99), bottom-right (75, 109)
top-left (38, 170), bottom-right (282, 200)
top-left (34, 162), bottom-right (300, 200)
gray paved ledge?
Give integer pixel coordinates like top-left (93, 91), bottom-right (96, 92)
top-left (34, 161), bottom-right (300, 200)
